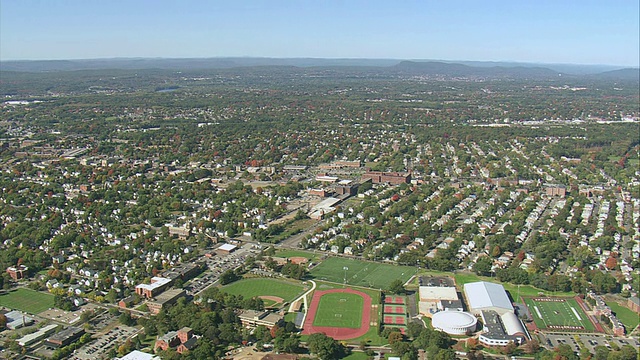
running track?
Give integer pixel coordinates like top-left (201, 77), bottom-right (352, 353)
top-left (301, 288), bottom-right (372, 340)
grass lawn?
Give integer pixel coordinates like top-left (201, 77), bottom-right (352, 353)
top-left (311, 257), bottom-right (416, 290)
top-left (524, 297), bottom-right (594, 331)
top-left (452, 271), bottom-right (574, 302)
top-left (221, 278), bottom-right (305, 302)
top-left (0, 288), bottom-right (54, 314)
top-left (312, 292), bottom-right (363, 328)
top-left (342, 352), bottom-right (371, 360)
top-left (606, 301), bottom-right (640, 330)
top-left (276, 249), bottom-right (318, 260)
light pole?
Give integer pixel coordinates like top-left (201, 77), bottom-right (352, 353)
top-left (343, 266), bottom-right (348, 285)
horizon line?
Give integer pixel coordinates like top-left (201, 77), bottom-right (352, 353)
top-left (0, 56), bottom-right (637, 69)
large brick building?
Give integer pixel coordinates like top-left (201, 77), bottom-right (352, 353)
top-left (361, 171), bottom-right (410, 185)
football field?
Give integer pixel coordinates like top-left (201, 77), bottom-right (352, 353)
top-left (310, 257), bottom-right (416, 289)
top-left (524, 297), bottom-right (594, 331)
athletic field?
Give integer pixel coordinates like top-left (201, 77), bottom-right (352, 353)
top-left (0, 288), bottom-right (54, 314)
top-left (523, 297), bottom-right (594, 331)
top-left (221, 278), bottom-right (305, 304)
top-left (310, 257), bottom-right (416, 289)
top-left (312, 292), bottom-right (364, 328)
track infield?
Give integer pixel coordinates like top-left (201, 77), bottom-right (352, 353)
top-left (302, 288), bottom-right (372, 340)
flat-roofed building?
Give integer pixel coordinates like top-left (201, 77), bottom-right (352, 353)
top-left (44, 326), bottom-right (84, 348)
top-left (18, 324), bottom-right (58, 347)
top-left (238, 310), bottom-right (284, 329)
top-left (418, 276), bottom-right (460, 316)
top-left (148, 289), bottom-right (187, 315)
top-left (217, 243), bottom-right (237, 254)
top-left (362, 171), bottom-right (410, 185)
top-left (478, 310), bottom-right (528, 346)
top-left (5, 310), bottom-right (34, 330)
top-left (135, 277), bottom-right (172, 298)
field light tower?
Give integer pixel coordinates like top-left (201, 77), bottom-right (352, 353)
top-left (343, 266), bottom-right (348, 284)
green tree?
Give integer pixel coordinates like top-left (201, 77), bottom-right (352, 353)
top-left (307, 333), bottom-right (346, 360)
top-left (388, 279), bottom-right (406, 294)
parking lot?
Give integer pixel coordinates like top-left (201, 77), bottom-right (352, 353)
top-left (541, 333), bottom-right (640, 354)
top-left (72, 325), bottom-right (137, 360)
top-left (187, 243), bottom-right (260, 296)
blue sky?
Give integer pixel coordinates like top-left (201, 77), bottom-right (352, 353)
top-left (1, 0), bottom-right (638, 66)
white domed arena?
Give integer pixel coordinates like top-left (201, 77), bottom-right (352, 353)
top-left (431, 310), bottom-right (477, 335)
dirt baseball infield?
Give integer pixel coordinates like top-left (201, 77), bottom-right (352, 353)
top-left (259, 295), bottom-right (285, 304)
top-left (301, 288), bottom-right (372, 340)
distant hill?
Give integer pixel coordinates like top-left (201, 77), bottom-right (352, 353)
top-left (392, 60), bottom-right (561, 79)
top-left (591, 68), bottom-right (640, 81)
top-left (0, 57), bottom-right (637, 81)
top-left (0, 57), bottom-right (399, 72)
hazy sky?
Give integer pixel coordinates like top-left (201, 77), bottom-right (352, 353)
top-left (1, 0), bottom-right (638, 66)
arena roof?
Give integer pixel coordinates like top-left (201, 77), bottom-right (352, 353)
top-left (463, 281), bottom-right (513, 313)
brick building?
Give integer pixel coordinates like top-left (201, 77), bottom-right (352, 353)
top-left (361, 171), bottom-right (410, 185)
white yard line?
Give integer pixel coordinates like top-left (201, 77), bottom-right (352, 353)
top-left (570, 306), bottom-right (582, 321)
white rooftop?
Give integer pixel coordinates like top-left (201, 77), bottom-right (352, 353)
top-left (463, 281), bottom-right (513, 313)
top-left (219, 243), bottom-right (237, 252)
top-left (135, 276), bottom-right (171, 291)
top-left (419, 286), bottom-right (458, 301)
top-left (116, 350), bottom-right (160, 360)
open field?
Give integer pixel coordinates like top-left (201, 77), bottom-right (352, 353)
top-left (452, 271), bottom-right (574, 302)
top-left (310, 257), bottom-right (416, 289)
top-left (276, 249), bottom-right (318, 260)
top-left (221, 278), bottom-right (305, 303)
top-left (312, 292), bottom-right (364, 328)
top-left (606, 301), bottom-right (640, 330)
top-left (0, 288), bottom-right (54, 314)
top-left (523, 297), bottom-right (594, 331)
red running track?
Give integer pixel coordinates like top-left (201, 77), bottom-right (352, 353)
top-left (302, 288), bottom-right (372, 340)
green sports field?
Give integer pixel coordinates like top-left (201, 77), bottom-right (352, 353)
top-left (310, 257), bottom-right (417, 289)
top-left (524, 297), bottom-right (594, 331)
top-left (0, 288), bottom-right (54, 314)
top-left (221, 277), bottom-right (305, 302)
top-left (312, 292), bottom-right (363, 328)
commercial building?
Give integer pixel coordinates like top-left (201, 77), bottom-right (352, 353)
top-left (216, 243), bottom-right (237, 254)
